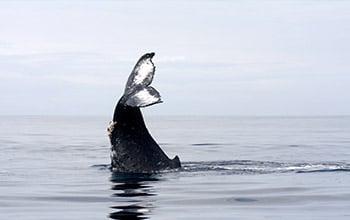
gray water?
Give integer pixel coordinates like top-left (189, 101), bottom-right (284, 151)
top-left (0, 115), bottom-right (350, 219)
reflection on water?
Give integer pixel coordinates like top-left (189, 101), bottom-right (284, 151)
top-left (109, 173), bottom-right (159, 220)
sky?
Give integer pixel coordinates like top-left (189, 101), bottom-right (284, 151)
top-left (0, 0), bottom-right (349, 116)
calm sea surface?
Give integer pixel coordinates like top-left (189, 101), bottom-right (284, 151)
top-left (0, 115), bottom-right (349, 219)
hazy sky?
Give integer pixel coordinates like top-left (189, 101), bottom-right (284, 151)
top-left (0, 0), bottom-right (349, 116)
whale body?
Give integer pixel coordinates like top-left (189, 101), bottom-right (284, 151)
top-left (108, 52), bottom-right (181, 173)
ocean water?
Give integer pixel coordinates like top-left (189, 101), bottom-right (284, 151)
top-left (0, 115), bottom-right (349, 219)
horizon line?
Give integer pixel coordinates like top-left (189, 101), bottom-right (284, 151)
top-left (0, 114), bottom-right (349, 118)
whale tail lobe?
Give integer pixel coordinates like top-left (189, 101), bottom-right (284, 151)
top-left (122, 52), bottom-right (162, 108)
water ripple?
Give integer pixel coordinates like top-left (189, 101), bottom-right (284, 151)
top-left (180, 160), bottom-right (350, 175)
top-left (92, 160), bottom-right (350, 175)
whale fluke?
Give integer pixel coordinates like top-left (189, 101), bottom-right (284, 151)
top-left (108, 52), bottom-right (181, 173)
top-left (120, 52), bottom-right (162, 108)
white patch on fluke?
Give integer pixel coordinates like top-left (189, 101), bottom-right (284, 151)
top-left (125, 87), bottom-right (161, 107)
top-left (133, 58), bottom-right (155, 85)
top-left (135, 89), bottom-right (159, 105)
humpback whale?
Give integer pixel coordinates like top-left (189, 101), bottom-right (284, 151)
top-left (108, 52), bottom-right (181, 173)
